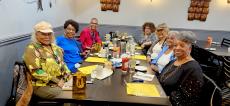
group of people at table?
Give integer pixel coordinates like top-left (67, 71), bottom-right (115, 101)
top-left (23, 18), bottom-right (204, 106)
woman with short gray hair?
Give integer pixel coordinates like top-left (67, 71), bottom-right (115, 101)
top-left (158, 31), bottom-right (203, 105)
top-left (176, 31), bottom-right (197, 46)
top-left (150, 31), bottom-right (179, 74)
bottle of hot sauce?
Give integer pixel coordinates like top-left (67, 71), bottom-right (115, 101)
top-left (121, 57), bottom-right (129, 72)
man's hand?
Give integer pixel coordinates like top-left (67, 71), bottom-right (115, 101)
top-left (85, 46), bottom-right (92, 50)
top-left (81, 50), bottom-right (90, 58)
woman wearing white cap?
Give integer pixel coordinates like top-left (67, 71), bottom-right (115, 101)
top-left (23, 21), bottom-right (71, 99)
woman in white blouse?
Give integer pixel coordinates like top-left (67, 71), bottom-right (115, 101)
top-left (150, 31), bottom-right (179, 74)
top-left (147, 23), bottom-right (169, 63)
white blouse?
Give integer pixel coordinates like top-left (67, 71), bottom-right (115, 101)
top-left (157, 51), bottom-right (173, 73)
top-left (150, 42), bottom-right (163, 59)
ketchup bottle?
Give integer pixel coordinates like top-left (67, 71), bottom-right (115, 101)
top-left (121, 57), bottom-right (129, 71)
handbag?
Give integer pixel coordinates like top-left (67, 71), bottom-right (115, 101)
top-left (6, 71), bottom-right (19, 106)
top-left (5, 97), bottom-right (16, 106)
top-left (5, 62), bottom-right (22, 106)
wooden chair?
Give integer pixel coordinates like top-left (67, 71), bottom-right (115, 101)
top-left (221, 38), bottom-right (230, 47)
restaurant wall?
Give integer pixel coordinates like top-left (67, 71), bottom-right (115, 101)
top-left (73, 0), bottom-right (230, 31)
top-left (0, 0), bottom-right (229, 105)
top-left (0, 0), bottom-right (76, 40)
top-left (0, 0), bottom-right (75, 105)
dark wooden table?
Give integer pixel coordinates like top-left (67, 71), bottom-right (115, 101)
top-left (195, 40), bottom-right (230, 57)
top-left (55, 59), bottom-right (171, 106)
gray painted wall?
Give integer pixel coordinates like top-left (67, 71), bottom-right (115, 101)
top-left (0, 0), bottom-right (76, 41)
top-left (0, 24), bottom-right (229, 106)
top-left (74, 0), bottom-right (230, 31)
top-left (0, 36), bottom-right (30, 106)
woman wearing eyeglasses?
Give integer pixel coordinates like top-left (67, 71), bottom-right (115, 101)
top-left (136, 22), bottom-right (157, 55)
top-left (79, 18), bottom-right (102, 52)
top-left (56, 19), bottom-right (84, 73)
top-left (23, 21), bottom-right (71, 99)
top-left (147, 23), bottom-right (169, 63)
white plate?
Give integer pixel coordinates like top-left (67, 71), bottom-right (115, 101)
top-left (212, 42), bottom-right (220, 45)
top-left (94, 53), bottom-right (99, 55)
top-left (98, 54), bottom-right (106, 58)
top-left (110, 58), bottom-right (122, 63)
top-left (109, 47), bottom-right (113, 50)
top-left (120, 54), bottom-right (129, 58)
top-left (135, 52), bottom-right (140, 55)
top-left (209, 48), bottom-right (216, 51)
top-left (136, 60), bottom-right (140, 65)
top-left (135, 66), bottom-right (147, 72)
top-left (205, 48), bottom-right (216, 51)
top-left (114, 63), bottom-right (122, 67)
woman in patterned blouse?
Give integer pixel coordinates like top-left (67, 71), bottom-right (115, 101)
top-left (23, 21), bottom-right (71, 99)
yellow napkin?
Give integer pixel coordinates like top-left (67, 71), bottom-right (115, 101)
top-left (135, 46), bottom-right (142, 50)
top-left (134, 55), bottom-right (146, 60)
top-left (85, 57), bottom-right (108, 63)
top-left (126, 83), bottom-right (160, 97)
top-left (78, 65), bottom-right (98, 75)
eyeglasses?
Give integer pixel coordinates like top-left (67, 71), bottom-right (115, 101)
top-left (90, 22), bottom-right (98, 25)
top-left (38, 31), bottom-right (52, 36)
top-left (145, 27), bottom-right (151, 30)
top-left (156, 29), bottom-right (164, 32)
top-left (66, 27), bottom-right (76, 32)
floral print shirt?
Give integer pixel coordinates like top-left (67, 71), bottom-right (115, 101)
top-left (23, 42), bottom-right (71, 86)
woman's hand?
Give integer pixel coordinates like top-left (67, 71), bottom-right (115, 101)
top-left (150, 64), bottom-right (158, 72)
top-left (57, 79), bottom-right (65, 88)
top-left (145, 41), bottom-right (152, 46)
top-left (141, 43), bottom-right (145, 48)
top-left (147, 56), bottom-right (151, 63)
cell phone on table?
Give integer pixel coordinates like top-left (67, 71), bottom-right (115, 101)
top-left (132, 79), bottom-right (144, 83)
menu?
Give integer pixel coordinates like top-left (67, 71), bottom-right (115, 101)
top-left (126, 83), bottom-right (160, 97)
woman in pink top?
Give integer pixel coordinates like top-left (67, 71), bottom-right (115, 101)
top-left (79, 18), bottom-right (102, 52)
